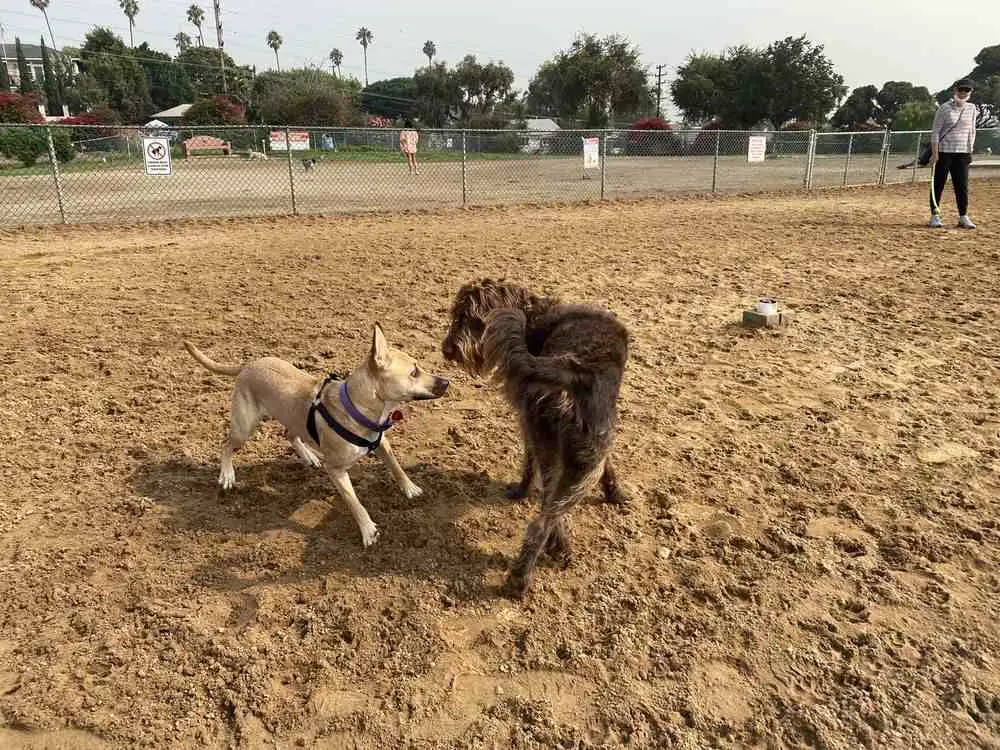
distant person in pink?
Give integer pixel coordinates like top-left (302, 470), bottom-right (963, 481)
top-left (400, 120), bottom-right (419, 175)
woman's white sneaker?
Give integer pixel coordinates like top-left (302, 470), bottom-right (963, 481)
top-left (958, 215), bottom-right (976, 229)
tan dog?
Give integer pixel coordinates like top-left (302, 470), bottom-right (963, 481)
top-left (184, 324), bottom-right (449, 548)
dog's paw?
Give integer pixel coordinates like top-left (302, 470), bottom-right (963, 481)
top-left (218, 469), bottom-right (235, 491)
top-left (360, 523), bottom-right (380, 548)
top-left (402, 482), bottom-right (423, 500)
top-left (500, 572), bottom-right (530, 601)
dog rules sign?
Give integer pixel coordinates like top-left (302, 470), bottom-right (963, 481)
top-left (747, 135), bottom-right (767, 163)
top-left (142, 137), bottom-right (172, 176)
top-left (582, 137), bottom-right (600, 170)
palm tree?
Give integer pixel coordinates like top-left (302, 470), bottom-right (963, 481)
top-left (186, 4), bottom-right (204, 47)
top-left (266, 30), bottom-right (282, 72)
top-left (28, 0), bottom-right (57, 50)
top-left (422, 40), bottom-right (436, 66)
top-left (120, 0), bottom-right (139, 47)
top-left (329, 48), bottom-right (343, 77)
top-left (174, 31), bottom-right (192, 53)
top-left (355, 27), bottom-right (373, 86)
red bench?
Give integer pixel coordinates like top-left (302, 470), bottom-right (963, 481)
top-left (183, 135), bottom-right (232, 157)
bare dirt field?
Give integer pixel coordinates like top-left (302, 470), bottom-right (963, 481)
top-left (1, 182), bottom-right (999, 749)
top-left (6, 153), bottom-right (989, 228)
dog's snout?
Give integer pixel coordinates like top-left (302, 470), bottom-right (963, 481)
top-left (442, 339), bottom-right (456, 361)
top-left (432, 377), bottom-right (450, 396)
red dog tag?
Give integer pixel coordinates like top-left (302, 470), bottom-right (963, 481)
top-left (391, 410), bottom-right (404, 423)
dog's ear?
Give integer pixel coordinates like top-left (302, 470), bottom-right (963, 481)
top-left (369, 323), bottom-right (390, 370)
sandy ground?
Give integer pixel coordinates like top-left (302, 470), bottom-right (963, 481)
top-left (1, 182), bottom-right (999, 749)
top-left (5, 153), bottom-right (995, 227)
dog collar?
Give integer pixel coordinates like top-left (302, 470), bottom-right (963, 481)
top-left (339, 382), bottom-right (394, 432)
top-left (306, 374), bottom-right (395, 454)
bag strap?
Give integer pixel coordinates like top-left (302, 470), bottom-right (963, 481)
top-left (937, 103), bottom-right (968, 144)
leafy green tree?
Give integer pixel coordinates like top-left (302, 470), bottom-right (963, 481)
top-left (41, 37), bottom-right (62, 114)
top-left (527, 33), bottom-right (651, 126)
top-left (134, 43), bottom-right (194, 112)
top-left (251, 68), bottom-right (360, 125)
top-left (876, 81), bottom-right (932, 122)
top-left (892, 100), bottom-right (937, 131)
top-left (766, 35), bottom-right (845, 126)
top-left (831, 85), bottom-right (880, 129)
top-left (78, 27), bottom-right (153, 122)
top-left (362, 77), bottom-right (417, 119)
top-left (15, 37), bottom-right (37, 94)
top-left (177, 46), bottom-right (250, 101)
top-left (670, 46), bottom-right (769, 128)
top-left (329, 48), bottom-right (343, 76)
top-left (174, 32), bottom-right (192, 53)
top-left (413, 61), bottom-right (460, 126)
top-left (422, 41), bottom-right (436, 65)
top-left (672, 35), bottom-right (845, 128)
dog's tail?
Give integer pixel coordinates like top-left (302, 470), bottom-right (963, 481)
top-left (183, 341), bottom-right (243, 376)
top-left (483, 309), bottom-right (580, 389)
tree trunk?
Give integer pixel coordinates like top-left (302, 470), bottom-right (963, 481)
top-left (129, 22), bottom-right (134, 48)
top-left (274, 50), bottom-right (280, 73)
top-left (363, 48), bottom-right (368, 87)
top-left (43, 10), bottom-right (56, 50)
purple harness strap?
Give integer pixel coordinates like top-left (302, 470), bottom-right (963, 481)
top-left (339, 382), bottom-right (393, 432)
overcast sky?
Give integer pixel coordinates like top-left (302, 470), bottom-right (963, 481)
top-left (1, 0), bottom-right (995, 114)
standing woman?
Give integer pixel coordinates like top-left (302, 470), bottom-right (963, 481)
top-left (929, 78), bottom-right (978, 228)
top-left (400, 119), bottom-right (420, 176)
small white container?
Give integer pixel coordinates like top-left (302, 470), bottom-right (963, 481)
top-left (755, 298), bottom-right (778, 315)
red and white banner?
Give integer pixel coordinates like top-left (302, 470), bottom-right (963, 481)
top-left (269, 130), bottom-right (310, 151)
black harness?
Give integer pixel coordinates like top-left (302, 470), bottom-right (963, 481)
top-left (306, 374), bottom-right (394, 454)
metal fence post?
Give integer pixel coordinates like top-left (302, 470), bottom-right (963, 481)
top-left (461, 130), bottom-right (468, 207)
top-left (878, 128), bottom-right (890, 185)
top-left (600, 130), bottom-right (606, 199)
top-left (712, 130), bottom-right (721, 192)
top-left (45, 126), bottom-right (67, 224)
top-left (804, 130), bottom-right (817, 189)
top-left (911, 131), bottom-right (922, 184)
top-left (842, 133), bottom-right (854, 187)
top-left (285, 126), bottom-right (297, 215)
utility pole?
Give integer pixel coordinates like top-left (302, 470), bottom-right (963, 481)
top-left (655, 64), bottom-right (666, 118)
top-left (213, 0), bottom-right (228, 95)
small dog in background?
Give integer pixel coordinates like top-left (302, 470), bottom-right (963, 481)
top-left (442, 278), bottom-right (630, 599)
top-left (302, 158), bottom-right (318, 171)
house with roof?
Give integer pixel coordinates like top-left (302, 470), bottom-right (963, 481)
top-left (1, 42), bottom-right (81, 92)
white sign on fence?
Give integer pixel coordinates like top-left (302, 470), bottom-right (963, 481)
top-left (582, 137), bottom-right (600, 169)
top-left (142, 137), bottom-right (172, 176)
top-left (747, 135), bottom-right (767, 163)
top-left (269, 130), bottom-right (311, 151)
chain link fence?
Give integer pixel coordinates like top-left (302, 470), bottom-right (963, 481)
top-left (1, 123), bottom-right (998, 226)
